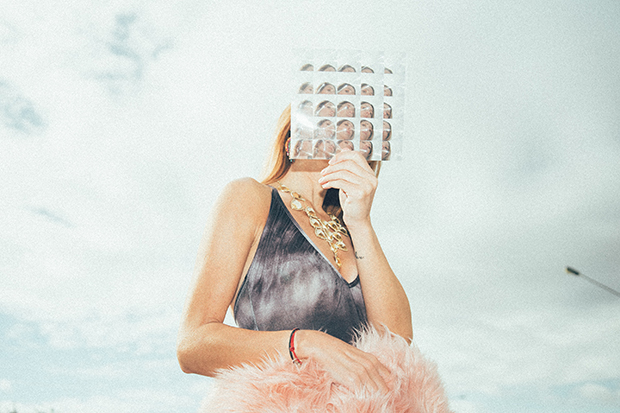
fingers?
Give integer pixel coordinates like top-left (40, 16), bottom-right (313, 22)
top-left (319, 156), bottom-right (378, 225)
top-left (323, 159), bottom-right (372, 180)
top-left (320, 177), bottom-right (364, 199)
top-left (319, 171), bottom-right (375, 193)
top-left (343, 350), bottom-right (390, 394)
top-left (319, 169), bottom-right (361, 190)
top-left (319, 163), bottom-right (378, 197)
top-left (329, 149), bottom-right (375, 174)
top-left (302, 330), bottom-right (390, 394)
top-left (329, 148), bottom-right (372, 169)
top-left (320, 158), bottom-right (377, 184)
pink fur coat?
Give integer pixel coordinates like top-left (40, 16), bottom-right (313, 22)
top-left (200, 327), bottom-right (453, 413)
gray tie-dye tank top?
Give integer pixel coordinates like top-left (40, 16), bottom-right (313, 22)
top-left (233, 187), bottom-right (367, 343)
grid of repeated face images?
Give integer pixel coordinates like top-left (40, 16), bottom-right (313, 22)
top-left (291, 49), bottom-right (406, 161)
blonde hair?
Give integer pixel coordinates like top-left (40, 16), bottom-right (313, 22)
top-left (260, 105), bottom-right (293, 185)
top-left (260, 105), bottom-right (381, 217)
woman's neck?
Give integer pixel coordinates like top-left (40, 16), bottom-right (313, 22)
top-left (279, 160), bottom-right (330, 210)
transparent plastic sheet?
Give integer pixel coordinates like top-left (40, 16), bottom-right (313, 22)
top-left (291, 49), bottom-right (406, 161)
top-left (382, 52), bottom-right (407, 161)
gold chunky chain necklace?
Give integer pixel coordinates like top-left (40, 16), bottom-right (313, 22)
top-left (276, 182), bottom-right (349, 269)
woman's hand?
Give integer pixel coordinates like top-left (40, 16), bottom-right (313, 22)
top-left (318, 149), bottom-right (378, 227)
top-left (295, 329), bottom-right (390, 394)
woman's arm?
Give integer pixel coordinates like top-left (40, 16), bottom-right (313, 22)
top-left (176, 178), bottom-right (289, 376)
top-left (346, 221), bottom-right (413, 343)
top-left (319, 151), bottom-right (413, 343)
top-left (176, 178), bottom-right (391, 392)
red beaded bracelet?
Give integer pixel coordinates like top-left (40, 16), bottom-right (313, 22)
top-left (288, 328), bottom-right (302, 365)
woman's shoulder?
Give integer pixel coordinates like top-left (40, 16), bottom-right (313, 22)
top-left (214, 178), bottom-right (273, 223)
top-left (221, 177), bottom-right (273, 201)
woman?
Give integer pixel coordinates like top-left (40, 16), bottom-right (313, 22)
top-left (336, 140), bottom-right (355, 152)
top-left (336, 119), bottom-right (355, 140)
top-left (360, 140), bottom-right (373, 161)
top-left (361, 83), bottom-right (374, 96)
top-left (383, 102), bottom-right (392, 119)
top-left (383, 120), bottom-right (392, 141)
top-left (337, 83), bottom-right (356, 95)
top-left (297, 100), bottom-right (313, 116)
top-left (177, 105), bottom-right (412, 395)
top-left (319, 64), bottom-right (336, 71)
top-left (360, 101), bottom-right (374, 118)
top-left (338, 64), bottom-right (356, 72)
top-left (360, 120), bottom-right (374, 141)
top-left (298, 82), bottom-right (313, 94)
top-left (316, 82), bottom-right (336, 95)
top-left (337, 101), bottom-right (355, 118)
top-left (315, 118), bottom-right (335, 139)
top-left (293, 138), bottom-right (314, 159)
top-left (382, 140), bottom-right (391, 160)
top-left (315, 100), bottom-right (336, 117)
top-left (313, 139), bottom-right (337, 159)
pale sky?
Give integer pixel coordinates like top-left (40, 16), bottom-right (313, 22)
top-left (1, 1), bottom-right (619, 412)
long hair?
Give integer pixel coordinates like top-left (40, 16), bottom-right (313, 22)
top-left (260, 106), bottom-right (293, 185)
top-left (260, 105), bottom-right (381, 218)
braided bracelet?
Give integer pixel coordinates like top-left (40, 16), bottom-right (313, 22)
top-left (288, 328), bottom-right (302, 365)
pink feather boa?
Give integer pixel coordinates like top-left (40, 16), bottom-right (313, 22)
top-left (200, 327), bottom-right (453, 413)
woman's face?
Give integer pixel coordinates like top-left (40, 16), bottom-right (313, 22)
top-left (324, 140), bottom-right (336, 156)
top-left (337, 140), bottom-right (354, 152)
top-left (299, 83), bottom-right (313, 94)
top-left (339, 65), bottom-right (355, 73)
top-left (337, 120), bottom-right (355, 140)
top-left (316, 102), bottom-right (336, 117)
top-left (314, 140), bottom-right (336, 159)
top-left (319, 64), bottom-right (336, 72)
top-left (383, 103), bottom-right (392, 119)
top-left (359, 141), bottom-right (373, 160)
top-left (295, 140), bottom-right (313, 159)
top-left (316, 120), bottom-right (335, 139)
top-left (317, 83), bottom-right (335, 95)
top-left (382, 121), bottom-right (391, 141)
top-left (361, 84), bottom-right (374, 96)
top-left (360, 102), bottom-right (374, 118)
top-left (381, 141), bottom-right (391, 160)
top-left (338, 84), bottom-right (355, 95)
top-left (337, 102), bottom-right (355, 118)
top-left (361, 66), bottom-right (374, 73)
top-left (360, 120), bottom-right (373, 141)
top-left (384, 86), bottom-right (392, 96)
top-left (298, 101), bottom-right (313, 116)
top-left (314, 140), bottom-right (326, 159)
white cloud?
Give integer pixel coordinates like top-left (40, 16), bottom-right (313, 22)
top-left (0, 380), bottom-right (11, 393)
top-left (0, 387), bottom-right (201, 413)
